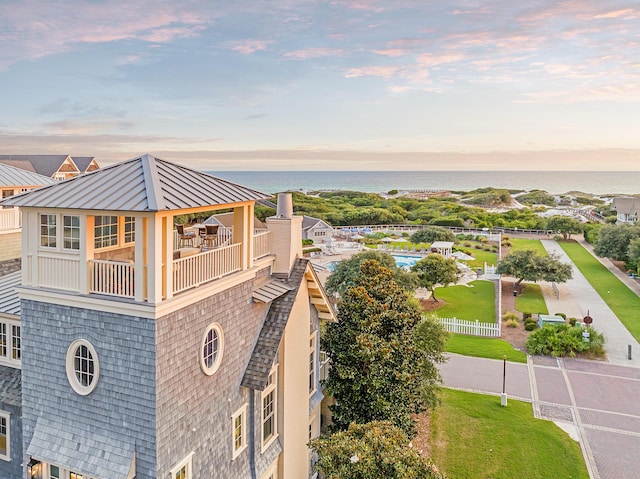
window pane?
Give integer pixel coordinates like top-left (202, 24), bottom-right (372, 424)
top-left (50, 465), bottom-right (60, 479)
top-left (11, 325), bottom-right (20, 360)
top-left (0, 416), bottom-right (6, 455)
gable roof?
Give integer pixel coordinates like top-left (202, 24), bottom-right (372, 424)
top-left (0, 154), bottom-right (78, 178)
top-left (613, 197), bottom-right (640, 215)
top-left (72, 156), bottom-right (98, 172)
top-left (0, 162), bottom-right (56, 188)
top-left (302, 215), bottom-right (332, 232)
top-left (0, 154), bottom-right (270, 212)
top-left (204, 211), bottom-right (267, 229)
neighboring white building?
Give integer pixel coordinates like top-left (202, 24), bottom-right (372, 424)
top-left (302, 216), bottom-right (334, 243)
top-left (612, 197), bottom-right (640, 224)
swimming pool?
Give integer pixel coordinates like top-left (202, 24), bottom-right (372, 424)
top-left (325, 254), bottom-right (421, 271)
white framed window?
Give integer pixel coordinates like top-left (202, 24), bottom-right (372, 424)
top-left (200, 323), bottom-right (224, 376)
top-left (261, 364), bottom-right (278, 451)
top-left (0, 320), bottom-right (21, 368)
top-left (0, 411), bottom-right (9, 461)
top-left (170, 452), bottom-right (194, 479)
top-left (94, 215), bottom-right (118, 249)
top-left (40, 214), bottom-right (57, 248)
top-left (309, 333), bottom-right (317, 395)
top-left (124, 216), bottom-right (135, 243)
top-left (65, 339), bottom-right (99, 396)
top-left (231, 404), bottom-right (248, 459)
top-left (63, 215), bottom-right (80, 250)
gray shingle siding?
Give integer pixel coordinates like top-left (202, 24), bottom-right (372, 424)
top-left (156, 268), bottom-right (277, 478)
top-left (20, 300), bottom-right (157, 478)
top-left (0, 366), bottom-right (22, 479)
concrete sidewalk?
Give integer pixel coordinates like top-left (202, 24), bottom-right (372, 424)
top-left (542, 240), bottom-right (640, 366)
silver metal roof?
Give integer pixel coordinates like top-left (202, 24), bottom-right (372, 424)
top-left (0, 162), bottom-right (56, 188)
top-left (0, 270), bottom-right (21, 317)
top-left (0, 154), bottom-right (76, 177)
top-left (0, 154), bottom-right (271, 212)
top-left (252, 279), bottom-right (294, 303)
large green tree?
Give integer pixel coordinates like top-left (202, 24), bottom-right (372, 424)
top-left (324, 260), bottom-right (447, 437)
top-left (594, 224), bottom-right (640, 261)
top-left (410, 226), bottom-right (456, 244)
top-left (496, 250), bottom-right (572, 289)
top-left (324, 250), bottom-right (417, 296)
top-left (309, 421), bottom-right (445, 479)
top-left (411, 254), bottom-right (462, 302)
top-left (545, 215), bottom-right (584, 239)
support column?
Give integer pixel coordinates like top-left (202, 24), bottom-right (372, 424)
top-left (147, 215), bottom-right (163, 304)
top-left (163, 216), bottom-right (174, 300)
top-left (134, 216), bottom-right (145, 302)
top-left (78, 214), bottom-right (94, 295)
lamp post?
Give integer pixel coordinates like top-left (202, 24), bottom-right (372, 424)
top-left (500, 355), bottom-right (508, 406)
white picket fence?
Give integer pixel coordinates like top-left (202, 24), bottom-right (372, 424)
top-left (438, 317), bottom-right (500, 337)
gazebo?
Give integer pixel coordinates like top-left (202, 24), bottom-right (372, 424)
top-left (430, 241), bottom-right (454, 258)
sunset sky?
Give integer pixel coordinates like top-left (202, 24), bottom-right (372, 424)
top-left (1, 1), bottom-right (639, 170)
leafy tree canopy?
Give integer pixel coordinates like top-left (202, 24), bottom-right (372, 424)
top-left (545, 215), bottom-right (584, 239)
top-left (324, 260), bottom-right (447, 437)
top-left (594, 224), bottom-right (640, 261)
top-left (411, 254), bottom-right (462, 302)
top-left (410, 226), bottom-right (456, 244)
top-left (325, 250), bottom-right (417, 296)
top-left (310, 421), bottom-right (446, 479)
top-left (496, 250), bottom-right (572, 287)
top-left (628, 237), bottom-right (640, 272)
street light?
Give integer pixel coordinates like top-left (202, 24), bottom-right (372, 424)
top-left (501, 355), bottom-right (508, 407)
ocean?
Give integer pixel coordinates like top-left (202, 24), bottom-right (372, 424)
top-left (207, 170), bottom-right (640, 196)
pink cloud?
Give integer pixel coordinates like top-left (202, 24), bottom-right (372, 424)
top-left (283, 47), bottom-right (344, 60)
top-left (345, 65), bottom-right (402, 78)
top-left (415, 52), bottom-right (465, 67)
top-left (372, 49), bottom-right (409, 57)
top-left (589, 8), bottom-right (639, 20)
top-left (229, 40), bottom-right (271, 55)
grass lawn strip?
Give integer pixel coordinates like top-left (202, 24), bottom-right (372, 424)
top-left (509, 238), bottom-right (547, 256)
top-left (430, 388), bottom-right (589, 479)
top-left (446, 335), bottom-right (527, 363)
top-left (515, 283), bottom-right (549, 315)
top-left (559, 241), bottom-right (640, 342)
top-left (434, 280), bottom-right (495, 322)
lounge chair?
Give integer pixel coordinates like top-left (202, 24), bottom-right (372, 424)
top-left (176, 224), bottom-right (196, 247)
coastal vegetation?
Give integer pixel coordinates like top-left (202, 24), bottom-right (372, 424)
top-left (430, 389), bottom-right (590, 479)
top-left (526, 324), bottom-right (605, 358)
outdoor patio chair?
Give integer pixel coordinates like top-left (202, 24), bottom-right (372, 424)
top-left (202, 224), bottom-right (219, 249)
top-left (176, 224), bottom-right (196, 247)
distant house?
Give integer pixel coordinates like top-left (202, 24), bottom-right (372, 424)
top-left (0, 155), bottom-right (100, 180)
top-left (302, 216), bottom-right (334, 243)
top-left (612, 197), bottom-right (640, 224)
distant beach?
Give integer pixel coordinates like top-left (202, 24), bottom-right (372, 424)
top-left (208, 170), bottom-right (640, 196)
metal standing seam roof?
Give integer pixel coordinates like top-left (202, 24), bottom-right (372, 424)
top-left (0, 162), bottom-right (56, 188)
top-left (0, 270), bottom-right (21, 317)
top-left (252, 279), bottom-right (294, 303)
top-left (0, 154), bottom-right (271, 212)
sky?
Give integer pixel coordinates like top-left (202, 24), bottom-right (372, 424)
top-left (1, 0), bottom-right (639, 171)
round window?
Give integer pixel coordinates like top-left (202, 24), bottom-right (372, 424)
top-left (66, 339), bottom-right (100, 395)
top-left (200, 323), bottom-right (224, 375)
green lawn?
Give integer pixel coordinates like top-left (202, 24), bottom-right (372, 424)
top-left (446, 335), bottom-right (527, 363)
top-left (434, 280), bottom-right (495, 322)
top-left (465, 248), bottom-right (498, 268)
top-left (430, 389), bottom-right (589, 479)
top-left (509, 238), bottom-right (547, 256)
top-left (559, 241), bottom-right (640, 342)
top-left (515, 283), bottom-right (549, 315)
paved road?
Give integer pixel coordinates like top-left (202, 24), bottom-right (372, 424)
top-left (541, 240), bottom-right (640, 366)
top-left (440, 354), bottom-right (640, 479)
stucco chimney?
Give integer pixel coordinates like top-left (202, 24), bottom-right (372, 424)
top-left (266, 193), bottom-right (303, 274)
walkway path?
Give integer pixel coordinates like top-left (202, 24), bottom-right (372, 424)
top-left (440, 354), bottom-right (640, 479)
top-left (541, 240), bottom-right (640, 366)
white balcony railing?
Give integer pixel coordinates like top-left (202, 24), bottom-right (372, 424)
top-left (0, 208), bottom-right (21, 231)
top-left (89, 259), bottom-right (135, 298)
top-left (253, 230), bottom-right (272, 259)
top-left (173, 243), bottom-right (241, 294)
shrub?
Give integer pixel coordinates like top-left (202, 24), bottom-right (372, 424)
top-left (502, 235), bottom-right (510, 241)
top-left (501, 241), bottom-right (512, 247)
top-left (553, 235), bottom-right (563, 241)
top-left (506, 319), bottom-right (519, 328)
top-left (555, 312), bottom-right (567, 319)
top-left (302, 239), bottom-right (314, 246)
top-left (526, 324), bottom-right (605, 357)
top-left (522, 312), bottom-right (532, 320)
top-left (502, 311), bottom-right (519, 321)
top-left (568, 318), bottom-right (577, 326)
top-left (483, 246), bottom-right (492, 251)
top-left (524, 320), bottom-right (538, 331)
top-left (463, 241), bottom-right (472, 247)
